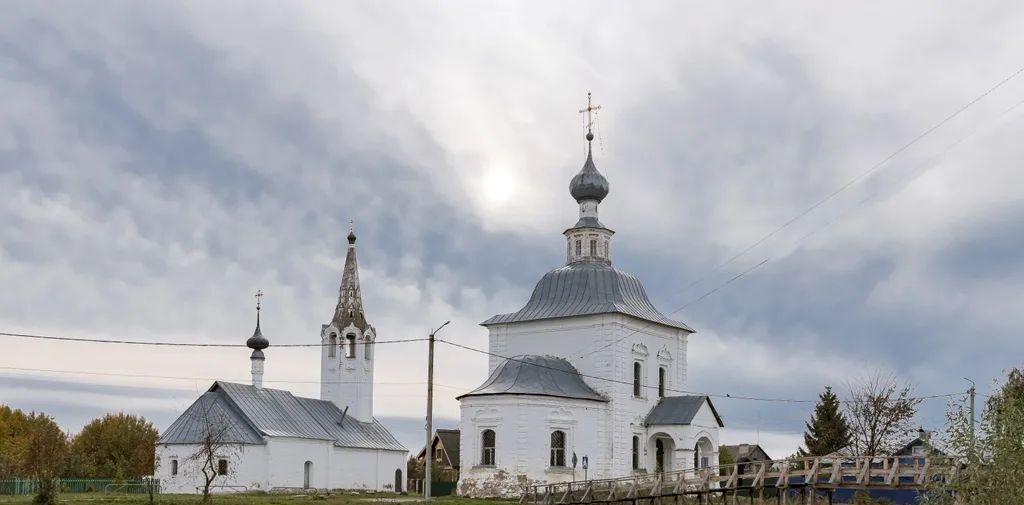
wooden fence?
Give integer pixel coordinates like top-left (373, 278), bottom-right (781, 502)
top-left (520, 456), bottom-right (956, 505)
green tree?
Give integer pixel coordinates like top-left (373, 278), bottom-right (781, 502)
top-left (69, 413), bottom-right (159, 479)
top-left (0, 406), bottom-right (68, 479)
top-left (799, 386), bottom-right (851, 456)
top-left (717, 446), bottom-right (735, 476)
top-left (923, 368), bottom-right (1024, 504)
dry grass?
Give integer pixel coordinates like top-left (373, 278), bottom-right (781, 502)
top-left (0, 493), bottom-right (518, 505)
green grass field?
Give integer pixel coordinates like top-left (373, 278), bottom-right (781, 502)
top-left (0, 493), bottom-right (517, 505)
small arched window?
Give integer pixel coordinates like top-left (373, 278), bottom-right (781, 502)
top-left (575, 240), bottom-right (582, 257)
top-left (364, 339), bottom-right (372, 361)
top-left (590, 239), bottom-right (597, 256)
top-left (328, 334), bottom-right (337, 358)
top-left (217, 459), bottom-right (228, 476)
top-left (481, 429), bottom-right (496, 466)
top-left (631, 436), bottom-right (640, 470)
top-left (345, 334), bottom-right (356, 358)
top-left (658, 367), bottom-right (666, 398)
top-left (633, 362), bottom-right (643, 397)
top-left (550, 430), bottom-right (566, 467)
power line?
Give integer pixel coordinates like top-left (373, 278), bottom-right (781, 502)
top-left (579, 67), bottom-right (1024, 361)
top-left (578, 258), bottom-right (769, 359)
top-left (685, 63), bottom-right (1024, 296)
top-left (0, 365), bottom-right (469, 390)
top-left (0, 331), bottom-right (428, 348)
top-left (438, 338), bottom-right (962, 405)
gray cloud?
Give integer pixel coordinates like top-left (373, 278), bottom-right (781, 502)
top-left (2, 0), bottom-right (1024, 458)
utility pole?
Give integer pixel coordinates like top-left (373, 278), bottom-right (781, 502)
top-left (964, 377), bottom-right (976, 457)
top-left (425, 320), bottom-right (450, 500)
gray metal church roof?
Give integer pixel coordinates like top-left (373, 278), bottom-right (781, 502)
top-left (457, 355), bottom-right (607, 402)
top-left (158, 391), bottom-right (265, 445)
top-left (158, 382), bottom-right (406, 451)
top-left (644, 395), bottom-right (725, 427)
top-left (482, 262), bottom-right (694, 331)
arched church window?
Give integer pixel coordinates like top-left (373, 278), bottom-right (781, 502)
top-left (590, 239), bottom-right (597, 256)
top-left (575, 240), bottom-right (582, 257)
top-left (550, 430), bottom-right (566, 467)
top-left (217, 459), bottom-right (228, 476)
top-left (658, 367), bottom-right (666, 398)
top-left (345, 334), bottom-right (356, 358)
top-left (329, 334), bottom-right (337, 358)
top-left (631, 436), bottom-right (640, 470)
top-left (481, 429), bottom-right (496, 466)
top-left (365, 339), bottom-right (372, 361)
top-left (633, 361), bottom-right (642, 397)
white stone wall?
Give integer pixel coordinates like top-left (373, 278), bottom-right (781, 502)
top-left (474, 313), bottom-right (713, 485)
top-left (155, 443), bottom-right (268, 494)
top-left (320, 322), bottom-right (375, 423)
top-left (458, 395), bottom-right (608, 497)
top-left (155, 440), bottom-right (407, 493)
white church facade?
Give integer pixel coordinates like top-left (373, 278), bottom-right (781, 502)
top-left (457, 128), bottom-right (723, 496)
top-left (154, 231), bottom-right (408, 493)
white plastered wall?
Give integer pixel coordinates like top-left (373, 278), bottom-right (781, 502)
top-left (483, 313), bottom-right (693, 479)
top-left (458, 395), bottom-right (607, 497)
top-left (155, 440), bottom-right (408, 493)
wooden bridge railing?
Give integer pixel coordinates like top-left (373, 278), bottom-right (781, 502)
top-left (520, 455), bottom-right (957, 504)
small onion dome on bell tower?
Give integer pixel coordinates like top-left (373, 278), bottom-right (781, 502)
top-left (347, 230), bottom-right (357, 244)
top-left (246, 290), bottom-right (269, 351)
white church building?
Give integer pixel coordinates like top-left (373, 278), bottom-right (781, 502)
top-left (457, 128), bottom-right (723, 496)
top-left (155, 231), bottom-right (408, 493)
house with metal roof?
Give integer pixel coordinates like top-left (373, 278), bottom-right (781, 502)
top-left (154, 232), bottom-right (407, 493)
top-left (457, 110), bottom-right (722, 496)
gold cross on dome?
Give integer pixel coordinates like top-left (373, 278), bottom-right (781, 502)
top-left (578, 92), bottom-right (602, 133)
top-left (255, 289), bottom-right (264, 310)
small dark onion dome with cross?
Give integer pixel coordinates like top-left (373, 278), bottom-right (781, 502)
top-left (246, 301), bottom-right (269, 351)
top-left (569, 139), bottom-right (610, 204)
top-left (247, 291), bottom-right (269, 388)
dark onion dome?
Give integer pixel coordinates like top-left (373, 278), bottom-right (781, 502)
top-left (246, 318), bottom-right (269, 350)
top-left (569, 149), bottom-right (610, 203)
top-left (347, 231), bottom-right (357, 244)
top-left (482, 262), bottom-right (694, 331)
top-left (456, 354), bottom-right (607, 402)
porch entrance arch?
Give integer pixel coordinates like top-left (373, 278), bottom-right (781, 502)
top-left (693, 436), bottom-right (714, 469)
top-left (649, 434), bottom-right (675, 473)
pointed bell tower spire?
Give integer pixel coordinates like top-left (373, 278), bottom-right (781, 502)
top-left (333, 223), bottom-right (369, 332)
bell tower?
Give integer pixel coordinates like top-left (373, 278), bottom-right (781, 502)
top-left (320, 228), bottom-right (376, 422)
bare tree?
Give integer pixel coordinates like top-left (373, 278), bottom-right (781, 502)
top-left (844, 373), bottom-right (921, 457)
top-left (183, 398), bottom-right (240, 503)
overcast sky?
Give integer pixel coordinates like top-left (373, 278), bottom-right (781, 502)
top-left (3, 1), bottom-right (1024, 459)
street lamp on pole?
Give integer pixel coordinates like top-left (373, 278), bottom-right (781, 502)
top-left (425, 320), bottom-right (450, 500)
